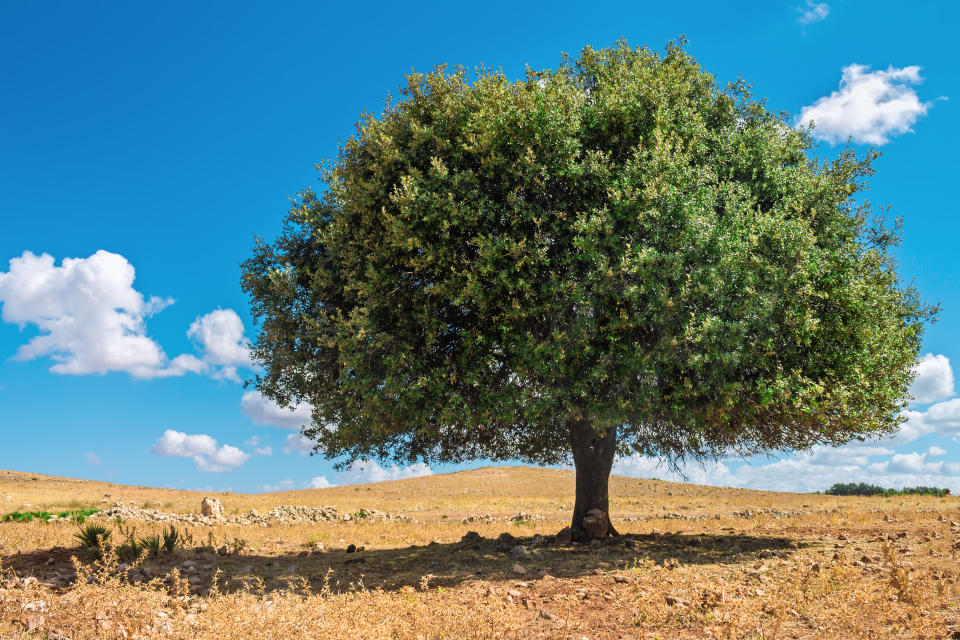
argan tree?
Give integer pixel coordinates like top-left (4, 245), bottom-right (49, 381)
top-left (242, 41), bottom-right (934, 540)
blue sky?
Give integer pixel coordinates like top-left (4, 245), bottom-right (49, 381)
top-left (1, 1), bottom-right (958, 494)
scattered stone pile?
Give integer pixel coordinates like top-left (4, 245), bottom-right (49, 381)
top-left (618, 505), bottom-right (843, 523)
top-left (460, 511), bottom-right (547, 525)
top-left (93, 500), bottom-right (417, 526)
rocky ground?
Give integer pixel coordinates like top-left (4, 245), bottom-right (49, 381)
top-left (1, 467), bottom-right (959, 639)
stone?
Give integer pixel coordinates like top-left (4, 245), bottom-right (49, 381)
top-left (200, 497), bottom-right (223, 520)
top-left (512, 563), bottom-right (527, 575)
top-left (510, 545), bottom-right (531, 559)
top-left (346, 544), bottom-right (357, 553)
top-left (23, 615), bottom-right (45, 631)
top-left (554, 526), bottom-right (573, 546)
top-left (582, 508), bottom-right (609, 539)
top-left (21, 601), bottom-right (48, 613)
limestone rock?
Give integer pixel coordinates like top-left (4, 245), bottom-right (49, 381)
top-left (200, 497), bottom-right (224, 519)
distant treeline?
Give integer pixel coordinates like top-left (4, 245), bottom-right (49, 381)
top-left (823, 482), bottom-right (951, 497)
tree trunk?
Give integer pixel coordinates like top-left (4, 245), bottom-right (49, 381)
top-left (569, 418), bottom-right (618, 541)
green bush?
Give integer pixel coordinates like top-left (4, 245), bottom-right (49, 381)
top-left (75, 522), bottom-right (112, 559)
top-left (823, 482), bottom-right (951, 497)
top-left (1, 508), bottom-right (99, 523)
top-left (161, 525), bottom-right (185, 553)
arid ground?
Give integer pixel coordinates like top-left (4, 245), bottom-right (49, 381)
top-left (1, 466), bottom-right (958, 639)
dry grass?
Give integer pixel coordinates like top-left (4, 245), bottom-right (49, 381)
top-left (1, 466), bottom-right (959, 638)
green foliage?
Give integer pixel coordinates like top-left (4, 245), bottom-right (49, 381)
top-left (161, 525), bottom-right (185, 553)
top-left (141, 534), bottom-right (163, 558)
top-left (75, 522), bottom-right (111, 559)
top-left (117, 534), bottom-right (144, 563)
top-left (824, 482), bottom-right (951, 497)
top-left (241, 39), bottom-right (935, 469)
top-left (73, 521), bottom-right (186, 561)
top-left (1, 508), bottom-right (99, 523)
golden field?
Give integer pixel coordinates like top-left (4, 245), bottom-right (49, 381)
top-left (1, 466), bottom-right (958, 639)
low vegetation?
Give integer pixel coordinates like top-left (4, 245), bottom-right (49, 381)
top-left (1, 467), bottom-right (958, 639)
top-left (2, 508), bottom-right (99, 523)
top-left (824, 482), bottom-right (952, 497)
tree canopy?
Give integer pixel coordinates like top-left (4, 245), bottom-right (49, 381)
top-left (241, 40), bottom-right (933, 493)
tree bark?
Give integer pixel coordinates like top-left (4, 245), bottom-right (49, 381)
top-left (569, 418), bottom-right (618, 541)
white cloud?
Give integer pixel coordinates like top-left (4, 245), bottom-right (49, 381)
top-left (869, 450), bottom-right (944, 475)
top-left (887, 409), bottom-right (934, 444)
top-left (193, 444), bottom-right (250, 472)
top-left (797, 1), bottom-right (829, 24)
top-left (614, 442), bottom-right (960, 493)
top-left (910, 354), bottom-right (954, 404)
top-left (261, 478), bottom-right (295, 492)
top-left (83, 452), bottom-right (102, 465)
top-left (282, 433), bottom-right (314, 455)
top-left (151, 429), bottom-right (250, 472)
top-left (244, 435), bottom-right (261, 446)
top-left (186, 309), bottom-right (252, 381)
top-left (241, 390), bottom-right (313, 430)
top-left (0, 251), bottom-right (254, 381)
top-left (0, 251), bottom-right (173, 378)
top-left (151, 429), bottom-right (217, 457)
top-left (253, 446), bottom-right (273, 456)
top-left (337, 460), bottom-right (433, 485)
top-left (799, 64), bottom-right (931, 145)
top-left (307, 476), bottom-right (335, 489)
top-left (922, 398), bottom-right (960, 436)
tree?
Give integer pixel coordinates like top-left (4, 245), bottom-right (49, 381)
top-left (241, 40), bottom-right (935, 540)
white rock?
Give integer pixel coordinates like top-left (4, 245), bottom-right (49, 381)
top-left (200, 497), bottom-right (224, 519)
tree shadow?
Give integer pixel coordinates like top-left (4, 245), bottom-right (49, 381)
top-left (2, 531), bottom-right (808, 596)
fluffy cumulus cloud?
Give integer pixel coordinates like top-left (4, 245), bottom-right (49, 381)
top-left (261, 478), bottom-right (295, 492)
top-left (799, 64), bottom-right (931, 144)
top-left (0, 251), bottom-right (253, 380)
top-left (151, 429), bottom-right (250, 472)
top-left (337, 460), bottom-right (433, 485)
top-left (241, 390), bottom-right (313, 430)
top-left (0, 251), bottom-right (173, 377)
top-left (921, 398), bottom-right (960, 436)
top-left (614, 441), bottom-right (960, 493)
top-left (185, 309), bottom-right (252, 381)
top-left (797, 1), bottom-right (829, 24)
top-left (307, 476), bottom-right (335, 489)
top-left (253, 446), bottom-right (273, 456)
top-left (910, 354), bottom-right (954, 404)
top-left (282, 433), bottom-right (314, 455)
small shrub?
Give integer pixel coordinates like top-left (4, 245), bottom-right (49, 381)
top-left (162, 525), bottom-right (185, 553)
top-left (141, 534), bottom-right (162, 558)
top-left (75, 522), bottom-right (111, 559)
top-left (117, 536), bottom-right (144, 563)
